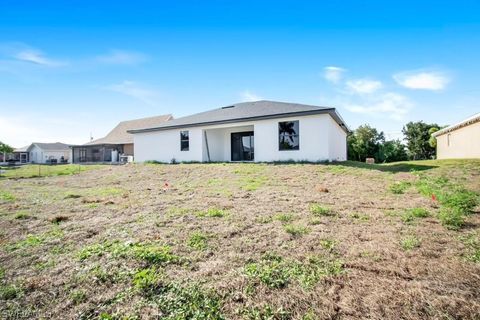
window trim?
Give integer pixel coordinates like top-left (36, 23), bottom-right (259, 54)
top-left (278, 120), bottom-right (300, 151)
top-left (180, 130), bottom-right (189, 151)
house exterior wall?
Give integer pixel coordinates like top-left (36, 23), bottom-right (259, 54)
top-left (123, 143), bottom-right (134, 156)
top-left (134, 128), bottom-right (204, 163)
top-left (436, 121), bottom-right (480, 159)
top-left (133, 114), bottom-right (347, 162)
top-left (29, 145), bottom-right (71, 163)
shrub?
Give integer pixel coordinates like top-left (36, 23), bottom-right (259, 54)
top-left (401, 235), bottom-right (421, 250)
top-left (187, 232), bottom-right (209, 250)
top-left (309, 204), bottom-right (332, 216)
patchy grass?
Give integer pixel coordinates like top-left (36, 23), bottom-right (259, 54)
top-left (401, 208), bottom-right (429, 223)
top-left (244, 252), bottom-right (343, 289)
top-left (0, 191), bottom-right (15, 202)
top-left (0, 164), bottom-right (102, 179)
top-left (309, 204), bottom-right (333, 216)
top-left (1, 160), bottom-right (480, 319)
top-left (273, 213), bottom-right (295, 223)
top-left (438, 207), bottom-right (465, 230)
top-left (14, 210), bottom-right (30, 219)
top-left (401, 235), bottom-right (421, 251)
top-left (459, 232), bottom-right (480, 263)
top-left (389, 181), bottom-right (411, 194)
top-left (283, 224), bottom-right (309, 237)
top-left (196, 207), bottom-right (227, 218)
top-left (187, 231), bottom-right (209, 250)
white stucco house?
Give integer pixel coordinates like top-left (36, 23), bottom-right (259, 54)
top-left (27, 142), bottom-right (71, 164)
top-left (129, 101), bottom-right (349, 163)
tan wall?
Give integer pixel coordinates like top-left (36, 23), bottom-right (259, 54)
top-left (123, 143), bottom-right (134, 156)
top-left (436, 121), bottom-right (480, 159)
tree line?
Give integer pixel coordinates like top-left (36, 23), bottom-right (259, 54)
top-left (348, 121), bottom-right (441, 163)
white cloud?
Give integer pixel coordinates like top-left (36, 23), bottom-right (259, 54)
top-left (393, 70), bottom-right (450, 90)
top-left (344, 92), bottom-right (413, 121)
top-left (104, 81), bottom-right (158, 105)
top-left (323, 66), bottom-right (346, 84)
top-left (240, 90), bottom-right (263, 102)
top-left (96, 50), bottom-right (147, 65)
top-left (345, 78), bottom-right (383, 94)
top-left (14, 49), bottom-right (67, 67)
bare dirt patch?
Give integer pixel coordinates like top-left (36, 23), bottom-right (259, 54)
top-left (0, 161), bottom-right (479, 319)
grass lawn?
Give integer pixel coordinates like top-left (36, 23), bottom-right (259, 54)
top-left (0, 160), bottom-right (479, 319)
top-left (0, 164), bottom-right (103, 179)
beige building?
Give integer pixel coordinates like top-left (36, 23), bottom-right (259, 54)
top-left (433, 113), bottom-right (480, 159)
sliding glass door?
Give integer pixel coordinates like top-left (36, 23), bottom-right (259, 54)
top-left (231, 131), bottom-right (254, 161)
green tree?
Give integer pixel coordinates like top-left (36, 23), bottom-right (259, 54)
top-left (428, 127), bottom-right (439, 148)
top-left (0, 141), bottom-right (14, 162)
top-left (402, 121), bottom-right (439, 160)
top-left (347, 125), bottom-right (385, 162)
top-left (376, 139), bottom-right (408, 163)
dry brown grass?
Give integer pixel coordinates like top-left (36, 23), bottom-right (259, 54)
top-left (0, 160), bottom-right (479, 319)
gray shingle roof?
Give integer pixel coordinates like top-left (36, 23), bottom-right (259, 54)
top-left (30, 142), bottom-right (70, 151)
top-left (129, 100), bottom-right (349, 133)
top-left (85, 114), bottom-right (173, 145)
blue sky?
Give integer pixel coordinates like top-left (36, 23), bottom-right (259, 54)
top-left (1, 0), bottom-right (479, 146)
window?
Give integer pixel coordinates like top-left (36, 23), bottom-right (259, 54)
top-left (180, 130), bottom-right (189, 151)
top-left (447, 134), bottom-right (451, 147)
top-left (279, 121), bottom-right (299, 150)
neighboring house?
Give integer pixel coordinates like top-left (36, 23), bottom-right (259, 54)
top-left (71, 115), bottom-right (172, 163)
top-left (433, 112), bottom-right (480, 159)
top-left (27, 142), bottom-right (71, 163)
top-left (129, 100), bottom-right (349, 163)
top-left (12, 146), bottom-right (30, 163)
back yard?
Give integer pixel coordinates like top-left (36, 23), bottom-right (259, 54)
top-left (0, 160), bottom-right (479, 319)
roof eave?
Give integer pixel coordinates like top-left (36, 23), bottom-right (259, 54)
top-left (128, 108), bottom-right (349, 134)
